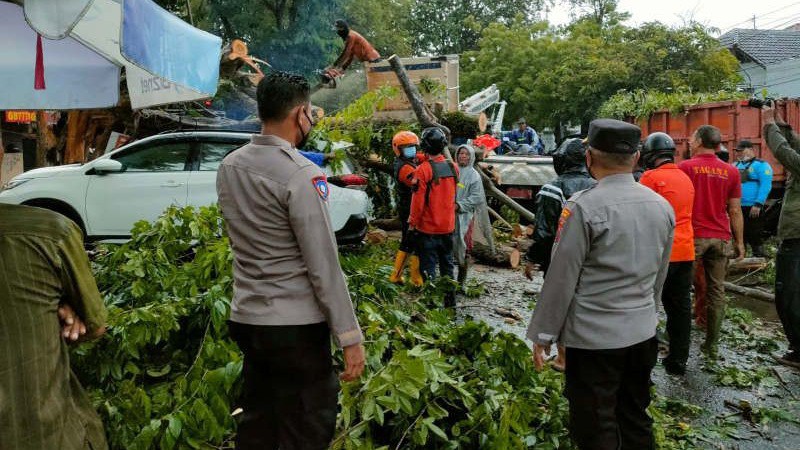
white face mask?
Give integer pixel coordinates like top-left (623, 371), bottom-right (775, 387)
top-left (402, 146), bottom-right (417, 158)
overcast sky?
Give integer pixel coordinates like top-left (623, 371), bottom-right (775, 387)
top-left (544, 0), bottom-right (800, 34)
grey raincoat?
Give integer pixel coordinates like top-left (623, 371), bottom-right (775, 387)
top-left (454, 145), bottom-right (487, 265)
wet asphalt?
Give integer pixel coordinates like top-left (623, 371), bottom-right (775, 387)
top-left (457, 263), bottom-right (800, 450)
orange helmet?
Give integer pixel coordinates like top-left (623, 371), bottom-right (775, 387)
top-left (392, 131), bottom-right (420, 156)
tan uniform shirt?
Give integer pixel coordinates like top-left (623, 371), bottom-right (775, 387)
top-left (216, 134), bottom-right (362, 348)
top-left (526, 174), bottom-right (675, 350)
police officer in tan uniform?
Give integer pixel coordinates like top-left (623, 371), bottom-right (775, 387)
top-left (216, 71), bottom-right (364, 449)
top-left (527, 119), bottom-right (675, 450)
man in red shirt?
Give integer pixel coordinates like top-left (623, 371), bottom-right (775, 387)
top-left (679, 125), bottom-right (745, 359)
top-left (640, 132), bottom-right (695, 375)
top-left (409, 127), bottom-right (458, 306)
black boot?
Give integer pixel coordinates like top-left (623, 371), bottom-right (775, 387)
top-left (444, 290), bottom-right (456, 308)
top-left (457, 262), bottom-right (468, 287)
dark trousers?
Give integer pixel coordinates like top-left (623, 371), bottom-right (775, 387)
top-left (228, 322), bottom-right (338, 450)
top-left (742, 206), bottom-right (766, 255)
top-left (661, 261), bottom-right (693, 370)
top-left (565, 338), bottom-right (658, 450)
top-left (418, 232), bottom-right (455, 281)
top-left (398, 205), bottom-right (415, 253)
top-left (776, 239), bottom-right (800, 351)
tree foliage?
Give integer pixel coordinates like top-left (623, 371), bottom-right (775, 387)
top-left (461, 11), bottom-right (741, 132)
top-left (407, 0), bottom-right (546, 55)
top-left (76, 205), bottom-right (741, 449)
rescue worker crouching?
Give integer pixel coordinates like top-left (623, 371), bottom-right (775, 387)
top-left (389, 130), bottom-right (424, 286)
top-left (408, 127), bottom-right (459, 307)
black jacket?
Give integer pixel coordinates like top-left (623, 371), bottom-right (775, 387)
top-left (526, 169), bottom-right (596, 273)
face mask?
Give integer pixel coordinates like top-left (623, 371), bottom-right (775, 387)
top-left (337, 28), bottom-right (349, 39)
top-left (297, 108), bottom-right (315, 149)
top-left (402, 146), bottom-right (417, 158)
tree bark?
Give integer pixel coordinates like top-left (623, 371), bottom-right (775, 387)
top-left (472, 241), bottom-right (520, 268)
top-left (727, 257), bottom-right (768, 274)
top-left (371, 218), bottom-right (403, 231)
top-left (723, 282), bottom-right (774, 302)
top-left (386, 54), bottom-right (450, 140)
top-left (478, 167), bottom-right (536, 223)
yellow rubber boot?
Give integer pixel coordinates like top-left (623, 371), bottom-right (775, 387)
top-left (389, 250), bottom-right (408, 284)
top-left (408, 255), bottom-right (425, 287)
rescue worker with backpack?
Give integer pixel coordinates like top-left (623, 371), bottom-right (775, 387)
top-left (408, 127), bottom-right (459, 307)
top-left (389, 131), bottom-right (425, 287)
top-left (640, 132), bottom-right (696, 375)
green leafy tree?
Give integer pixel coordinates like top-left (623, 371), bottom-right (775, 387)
top-left (408, 0), bottom-right (546, 55)
top-left (343, 0), bottom-right (415, 56)
top-left (463, 13), bottom-right (740, 133)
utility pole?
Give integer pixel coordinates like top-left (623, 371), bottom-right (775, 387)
top-left (753, 14), bottom-right (757, 29)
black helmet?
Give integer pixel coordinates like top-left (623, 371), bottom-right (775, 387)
top-left (716, 144), bottom-right (730, 162)
top-left (420, 127), bottom-right (448, 154)
top-left (642, 132), bottom-right (675, 169)
top-left (552, 138), bottom-right (587, 175)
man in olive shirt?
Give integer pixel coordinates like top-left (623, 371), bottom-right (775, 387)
top-left (217, 71), bottom-right (364, 449)
top-left (0, 203), bottom-right (108, 450)
top-left (762, 106), bottom-right (800, 368)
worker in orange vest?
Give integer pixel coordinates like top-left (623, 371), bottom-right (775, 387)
top-left (408, 127), bottom-right (459, 307)
top-left (640, 132), bottom-right (696, 375)
top-left (389, 131), bottom-right (425, 286)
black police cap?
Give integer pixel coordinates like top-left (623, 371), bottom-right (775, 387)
top-left (736, 139), bottom-right (753, 150)
top-left (587, 119), bottom-right (642, 154)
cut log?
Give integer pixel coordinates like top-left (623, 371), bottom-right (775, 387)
top-left (366, 229), bottom-right (388, 244)
top-left (723, 282), bottom-right (774, 302)
top-left (727, 257), bottom-right (768, 274)
top-left (512, 224), bottom-right (525, 239)
top-left (371, 218), bottom-right (403, 231)
top-left (472, 241), bottom-right (520, 268)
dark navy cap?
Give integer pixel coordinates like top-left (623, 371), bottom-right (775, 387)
top-left (587, 119), bottom-right (642, 154)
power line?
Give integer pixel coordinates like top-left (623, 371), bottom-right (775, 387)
top-left (719, 1), bottom-right (800, 32)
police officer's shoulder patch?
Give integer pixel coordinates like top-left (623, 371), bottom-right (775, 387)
top-left (554, 207), bottom-right (572, 243)
top-left (312, 176), bottom-right (329, 200)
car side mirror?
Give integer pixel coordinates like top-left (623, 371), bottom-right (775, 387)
top-left (93, 159), bottom-right (124, 174)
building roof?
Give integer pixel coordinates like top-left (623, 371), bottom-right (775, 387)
top-left (719, 28), bottom-right (800, 66)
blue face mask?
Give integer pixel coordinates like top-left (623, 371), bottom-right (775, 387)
top-left (402, 146), bottom-right (417, 158)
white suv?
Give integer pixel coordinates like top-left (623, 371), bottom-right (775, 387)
top-left (0, 132), bottom-right (369, 245)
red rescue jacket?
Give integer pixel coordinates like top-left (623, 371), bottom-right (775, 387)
top-left (408, 155), bottom-right (458, 234)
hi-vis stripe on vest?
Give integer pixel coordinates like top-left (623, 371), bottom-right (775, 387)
top-left (538, 183), bottom-right (565, 204)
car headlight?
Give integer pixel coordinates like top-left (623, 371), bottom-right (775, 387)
top-left (1, 178), bottom-right (31, 191)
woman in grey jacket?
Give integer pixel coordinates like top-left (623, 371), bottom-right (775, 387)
top-left (454, 144), bottom-right (486, 286)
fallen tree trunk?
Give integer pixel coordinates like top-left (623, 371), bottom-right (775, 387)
top-left (387, 55), bottom-right (444, 132)
top-left (727, 257), bottom-right (769, 274)
top-left (472, 241), bottom-right (520, 268)
top-left (723, 282), bottom-right (774, 302)
top-left (371, 218), bottom-right (403, 231)
top-left (487, 207), bottom-right (512, 229)
top-left (479, 168), bottom-right (536, 223)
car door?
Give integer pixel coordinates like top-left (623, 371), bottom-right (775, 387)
top-left (85, 140), bottom-right (191, 237)
top-left (186, 140), bottom-right (247, 208)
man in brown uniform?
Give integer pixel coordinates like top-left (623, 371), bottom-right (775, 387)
top-left (216, 71), bottom-right (365, 449)
top-left (0, 203), bottom-right (108, 450)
